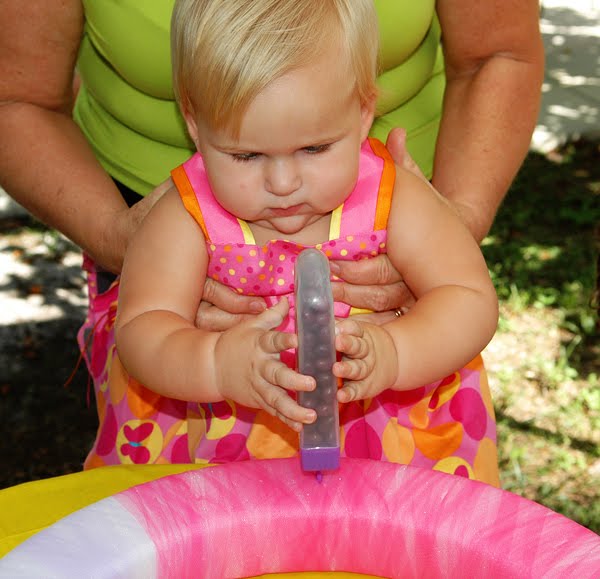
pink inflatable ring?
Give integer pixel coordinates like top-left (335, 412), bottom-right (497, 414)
top-left (0, 458), bottom-right (598, 578)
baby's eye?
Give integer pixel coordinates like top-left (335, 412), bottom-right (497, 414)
top-left (303, 144), bottom-right (331, 155)
top-left (231, 152), bottom-right (260, 162)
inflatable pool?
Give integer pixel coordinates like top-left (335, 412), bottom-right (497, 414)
top-left (0, 458), bottom-right (598, 578)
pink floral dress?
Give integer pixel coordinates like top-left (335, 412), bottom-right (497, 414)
top-left (78, 138), bottom-right (500, 486)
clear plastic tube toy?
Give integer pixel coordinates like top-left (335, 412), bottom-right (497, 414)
top-left (295, 249), bottom-right (340, 472)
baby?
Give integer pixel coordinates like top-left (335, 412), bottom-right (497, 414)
top-left (115, 0), bottom-right (499, 481)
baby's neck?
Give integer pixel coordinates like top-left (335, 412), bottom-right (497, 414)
top-left (249, 213), bottom-right (332, 247)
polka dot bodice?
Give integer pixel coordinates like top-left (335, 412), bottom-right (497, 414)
top-left (206, 233), bottom-right (387, 334)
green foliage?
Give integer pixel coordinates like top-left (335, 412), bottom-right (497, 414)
top-left (488, 138), bottom-right (600, 534)
top-left (483, 138), bottom-right (599, 378)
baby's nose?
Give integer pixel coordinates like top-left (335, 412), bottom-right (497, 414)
top-left (265, 157), bottom-right (301, 196)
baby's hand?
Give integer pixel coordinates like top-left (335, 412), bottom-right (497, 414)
top-left (333, 319), bottom-right (397, 403)
top-left (214, 298), bottom-right (316, 432)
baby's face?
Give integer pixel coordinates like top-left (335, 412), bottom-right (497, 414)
top-left (188, 47), bottom-right (375, 241)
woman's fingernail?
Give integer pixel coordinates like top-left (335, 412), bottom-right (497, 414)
top-left (250, 300), bottom-right (266, 313)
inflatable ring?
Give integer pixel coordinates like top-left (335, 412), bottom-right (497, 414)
top-left (1, 458), bottom-right (598, 578)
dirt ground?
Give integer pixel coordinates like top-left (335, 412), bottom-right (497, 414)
top-left (0, 214), bottom-right (96, 486)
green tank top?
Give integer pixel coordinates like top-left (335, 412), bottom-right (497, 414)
top-left (74, 0), bottom-right (443, 196)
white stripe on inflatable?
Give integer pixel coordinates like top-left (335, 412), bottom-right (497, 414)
top-left (0, 497), bottom-right (156, 579)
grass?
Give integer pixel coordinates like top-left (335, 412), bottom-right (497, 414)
top-left (481, 137), bottom-right (600, 533)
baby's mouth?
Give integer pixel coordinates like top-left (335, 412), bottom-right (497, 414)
top-left (271, 204), bottom-right (303, 217)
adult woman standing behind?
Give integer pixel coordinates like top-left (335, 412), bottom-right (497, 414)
top-left (0, 1), bottom-right (544, 469)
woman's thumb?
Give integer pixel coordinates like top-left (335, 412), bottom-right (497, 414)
top-left (385, 127), bottom-right (426, 180)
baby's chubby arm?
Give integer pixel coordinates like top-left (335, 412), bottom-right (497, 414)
top-left (115, 189), bottom-right (315, 430)
top-left (334, 165), bottom-right (499, 401)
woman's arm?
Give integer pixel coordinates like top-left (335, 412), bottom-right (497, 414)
top-left (329, 2), bottom-right (544, 311)
top-left (0, 0), bottom-right (168, 273)
top-left (434, 0), bottom-right (544, 241)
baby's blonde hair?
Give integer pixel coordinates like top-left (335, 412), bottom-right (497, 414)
top-left (171, 0), bottom-right (379, 136)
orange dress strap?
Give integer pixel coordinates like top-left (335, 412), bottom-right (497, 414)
top-left (171, 164), bottom-right (211, 242)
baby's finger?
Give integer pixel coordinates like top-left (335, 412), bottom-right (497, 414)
top-left (260, 328), bottom-right (297, 354)
top-left (337, 381), bottom-right (363, 404)
top-left (264, 361), bottom-right (315, 393)
top-left (335, 332), bottom-right (369, 359)
top-left (257, 380), bottom-right (316, 429)
top-left (252, 298), bottom-right (290, 332)
top-left (335, 318), bottom-right (363, 337)
top-left (333, 358), bottom-right (369, 381)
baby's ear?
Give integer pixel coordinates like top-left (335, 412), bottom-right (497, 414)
top-left (182, 105), bottom-right (200, 145)
top-left (359, 92), bottom-right (377, 142)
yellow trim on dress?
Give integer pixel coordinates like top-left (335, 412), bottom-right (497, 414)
top-left (238, 218), bottom-right (256, 245)
top-left (329, 204), bottom-right (343, 240)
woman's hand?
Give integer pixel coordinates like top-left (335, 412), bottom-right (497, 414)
top-left (194, 286), bottom-right (267, 331)
top-left (329, 128), bottom-right (424, 323)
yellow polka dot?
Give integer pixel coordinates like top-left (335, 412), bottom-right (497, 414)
top-left (269, 265), bottom-right (273, 272)
top-left (240, 277), bottom-right (247, 284)
top-left (382, 418), bottom-right (415, 464)
top-left (219, 257), bottom-right (227, 264)
top-left (346, 236), bottom-right (354, 242)
top-left (277, 279), bottom-right (285, 286)
top-left (249, 249), bottom-right (257, 256)
top-left (315, 244), bottom-right (322, 250)
top-left (259, 260), bottom-right (265, 267)
top-left (371, 250), bottom-right (377, 256)
top-left (224, 245), bottom-right (232, 252)
top-left (279, 254), bottom-right (286, 261)
top-left (236, 288), bottom-right (244, 293)
top-left (228, 269), bottom-right (236, 275)
top-left (340, 249), bottom-right (348, 256)
top-left (379, 242), bottom-right (386, 249)
top-left (269, 277), bottom-right (274, 284)
top-left (210, 244), bottom-right (216, 251)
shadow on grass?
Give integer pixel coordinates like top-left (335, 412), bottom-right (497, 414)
top-left (496, 409), bottom-right (599, 458)
top-left (482, 137), bottom-right (600, 378)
